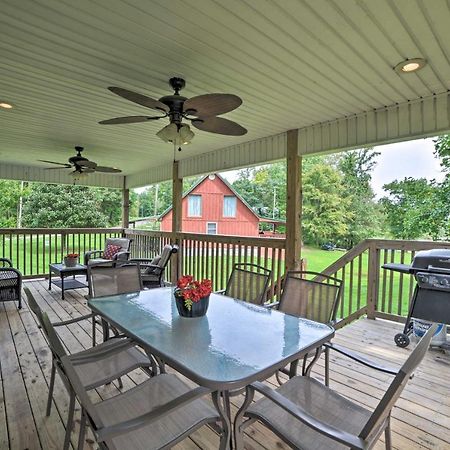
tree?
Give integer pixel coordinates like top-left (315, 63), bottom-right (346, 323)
top-left (380, 177), bottom-right (443, 239)
top-left (0, 180), bottom-right (27, 227)
top-left (337, 149), bottom-right (383, 247)
top-left (22, 184), bottom-right (118, 228)
top-left (301, 158), bottom-right (353, 245)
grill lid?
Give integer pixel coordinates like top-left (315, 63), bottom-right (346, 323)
top-left (412, 249), bottom-right (450, 270)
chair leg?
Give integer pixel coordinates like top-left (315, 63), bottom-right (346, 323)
top-left (46, 360), bottom-right (56, 416)
top-left (63, 391), bottom-right (76, 450)
top-left (325, 345), bottom-right (330, 387)
top-left (385, 418), bottom-right (392, 450)
top-left (78, 408), bottom-right (87, 450)
top-left (92, 316), bottom-right (96, 347)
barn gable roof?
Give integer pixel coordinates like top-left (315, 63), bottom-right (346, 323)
top-left (159, 173), bottom-right (261, 220)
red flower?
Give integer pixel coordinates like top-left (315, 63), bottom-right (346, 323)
top-left (175, 275), bottom-right (212, 308)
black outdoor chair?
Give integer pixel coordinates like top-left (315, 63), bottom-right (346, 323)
top-left (0, 257), bottom-right (22, 309)
top-left (129, 244), bottom-right (178, 288)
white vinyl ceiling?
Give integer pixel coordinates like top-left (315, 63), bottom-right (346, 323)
top-left (1, 0), bottom-right (450, 187)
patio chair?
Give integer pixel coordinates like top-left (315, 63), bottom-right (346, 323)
top-left (26, 290), bottom-right (153, 450)
top-left (87, 264), bottom-right (143, 342)
top-left (221, 263), bottom-right (271, 305)
top-left (84, 237), bottom-right (132, 267)
top-left (129, 243), bottom-right (178, 288)
top-left (59, 350), bottom-right (228, 450)
top-left (274, 271), bottom-right (343, 385)
top-left (0, 258), bottom-right (22, 309)
top-left (234, 324), bottom-right (437, 450)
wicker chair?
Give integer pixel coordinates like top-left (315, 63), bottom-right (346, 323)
top-left (234, 325), bottom-right (436, 450)
top-left (129, 244), bottom-right (178, 288)
top-left (26, 288), bottom-right (153, 450)
top-left (84, 237), bottom-right (132, 267)
top-left (0, 258), bottom-right (22, 309)
top-left (221, 263), bottom-right (271, 305)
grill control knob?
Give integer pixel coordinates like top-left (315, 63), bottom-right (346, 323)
top-left (439, 278), bottom-right (449, 286)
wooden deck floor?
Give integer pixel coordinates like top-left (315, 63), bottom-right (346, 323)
top-left (1, 278), bottom-right (449, 450)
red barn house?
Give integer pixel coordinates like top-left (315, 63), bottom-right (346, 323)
top-left (160, 174), bottom-right (279, 236)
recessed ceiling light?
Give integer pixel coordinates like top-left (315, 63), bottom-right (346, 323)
top-left (394, 58), bottom-right (427, 74)
top-left (0, 101), bottom-right (13, 109)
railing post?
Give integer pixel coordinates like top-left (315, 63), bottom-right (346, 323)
top-left (285, 129), bottom-right (302, 271)
top-left (367, 241), bottom-right (380, 320)
top-left (171, 161), bottom-right (183, 284)
top-left (122, 187), bottom-right (130, 229)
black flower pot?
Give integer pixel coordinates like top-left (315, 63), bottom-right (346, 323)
top-left (175, 294), bottom-right (210, 318)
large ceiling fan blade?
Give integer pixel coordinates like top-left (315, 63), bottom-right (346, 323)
top-left (108, 87), bottom-right (169, 112)
top-left (184, 94), bottom-right (242, 117)
top-left (192, 116), bottom-right (247, 136)
top-left (81, 167), bottom-right (96, 174)
top-left (77, 160), bottom-right (97, 168)
top-left (38, 159), bottom-right (71, 167)
top-left (44, 167), bottom-right (70, 170)
top-left (99, 115), bottom-right (164, 125)
top-left (95, 166), bottom-right (122, 173)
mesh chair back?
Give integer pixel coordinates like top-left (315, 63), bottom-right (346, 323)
top-left (360, 324), bottom-right (437, 442)
top-left (225, 263), bottom-right (271, 305)
top-left (157, 244), bottom-right (177, 270)
top-left (88, 265), bottom-right (142, 298)
top-left (278, 271), bottom-right (342, 324)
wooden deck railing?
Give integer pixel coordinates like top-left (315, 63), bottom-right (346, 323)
top-left (124, 229), bottom-right (286, 300)
top-left (3, 226), bottom-right (446, 328)
top-left (318, 238), bottom-right (450, 328)
top-left (0, 228), bottom-right (124, 278)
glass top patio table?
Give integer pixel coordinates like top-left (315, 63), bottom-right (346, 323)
top-left (88, 287), bottom-right (334, 390)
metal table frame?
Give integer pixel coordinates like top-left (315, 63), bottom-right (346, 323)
top-left (48, 263), bottom-right (87, 300)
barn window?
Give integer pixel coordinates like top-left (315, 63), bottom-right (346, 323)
top-left (207, 222), bottom-right (217, 234)
top-left (223, 196), bottom-right (237, 217)
top-left (188, 194), bottom-right (202, 216)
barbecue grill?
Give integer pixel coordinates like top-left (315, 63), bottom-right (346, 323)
top-left (382, 248), bottom-right (450, 348)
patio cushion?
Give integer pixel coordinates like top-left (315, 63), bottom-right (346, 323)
top-left (144, 256), bottom-right (161, 275)
top-left (103, 244), bottom-right (122, 260)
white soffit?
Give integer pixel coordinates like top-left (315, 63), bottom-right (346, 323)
top-left (297, 92), bottom-right (450, 155)
top-left (1, 0), bottom-right (450, 184)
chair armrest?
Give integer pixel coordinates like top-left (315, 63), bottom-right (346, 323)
top-left (250, 381), bottom-right (367, 449)
top-left (263, 301), bottom-right (279, 309)
top-left (96, 385), bottom-right (213, 441)
top-left (129, 258), bottom-right (155, 263)
top-left (0, 258), bottom-right (13, 267)
top-left (84, 250), bottom-right (104, 264)
top-left (215, 289), bottom-right (225, 295)
top-left (113, 251), bottom-right (130, 261)
top-left (70, 338), bottom-right (136, 364)
top-left (324, 343), bottom-right (398, 375)
top-left (52, 312), bottom-right (96, 327)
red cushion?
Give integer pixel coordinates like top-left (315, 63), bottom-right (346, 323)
top-left (103, 244), bottom-right (122, 260)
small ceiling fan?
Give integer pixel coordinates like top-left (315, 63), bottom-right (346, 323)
top-left (39, 146), bottom-right (122, 177)
top-left (99, 77), bottom-right (247, 147)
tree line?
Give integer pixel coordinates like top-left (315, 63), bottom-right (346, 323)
top-left (1, 136), bottom-right (449, 246)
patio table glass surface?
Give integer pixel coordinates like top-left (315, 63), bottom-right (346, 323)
top-left (88, 287), bottom-right (334, 390)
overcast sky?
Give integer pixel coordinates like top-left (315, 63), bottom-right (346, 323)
top-left (220, 137), bottom-right (444, 199)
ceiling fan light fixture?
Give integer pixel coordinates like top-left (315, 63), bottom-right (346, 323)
top-left (394, 58), bottom-right (426, 73)
top-left (179, 124), bottom-right (194, 145)
top-left (156, 123), bottom-right (195, 145)
top-left (156, 123), bottom-right (178, 143)
top-left (69, 170), bottom-right (88, 181)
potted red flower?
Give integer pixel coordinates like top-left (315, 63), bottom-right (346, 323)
top-left (174, 275), bottom-right (212, 317)
top-left (63, 253), bottom-right (79, 267)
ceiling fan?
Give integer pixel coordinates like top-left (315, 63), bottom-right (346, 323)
top-left (39, 146), bottom-right (122, 178)
top-left (99, 77), bottom-right (247, 147)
